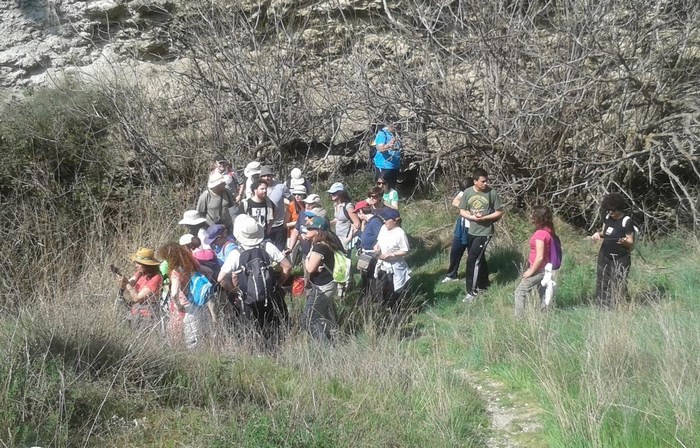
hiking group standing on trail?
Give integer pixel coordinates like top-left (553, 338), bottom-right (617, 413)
top-left (111, 121), bottom-right (637, 348)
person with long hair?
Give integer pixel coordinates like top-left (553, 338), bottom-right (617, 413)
top-left (157, 242), bottom-right (210, 348)
top-left (328, 182), bottom-right (361, 254)
top-left (113, 247), bottom-right (163, 330)
top-left (590, 193), bottom-right (635, 308)
top-left (303, 217), bottom-right (343, 342)
top-left (376, 176), bottom-right (399, 210)
top-left (514, 205), bottom-right (556, 317)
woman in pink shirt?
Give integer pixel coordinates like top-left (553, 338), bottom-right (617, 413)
top-left (514, 205), bottom-right (555, 318)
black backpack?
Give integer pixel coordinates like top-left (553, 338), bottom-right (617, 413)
top-left (236, 246), bottom-right (278, 307)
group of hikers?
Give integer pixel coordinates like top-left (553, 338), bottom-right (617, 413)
top-left (112, 120), bottom-right (638, 349)
top-left (112, 124), bottom-right (411, 347)
top-left (443, 169), bottom-right (637, 316)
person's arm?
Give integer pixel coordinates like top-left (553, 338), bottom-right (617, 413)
top-left (451, 191), bottom-right (464, 209)
top-left (348, 205), bottom-right (361, 230)
top-left (481, 209), bottom-right (503, 223)
top-left (385, 191), bottom-right (399, 210)
top-left (305, 250), bottom-right (324, 273)
top-left (287, 227), bottom-right (300, 253)
top-left (196, 191), bottom-right (207, 215)
top-left (379, 249), bottom-right (408, 261)
top-left (523, 239), bottom-right (545, 278)
top-left (278, 257), bottom-right (292, 284)
top-left (375, 131), bottom-right (392, 153)
top-left (591, 224), bottom-right (606, 242)
top-left (121, 275), bottom-right (157, 304)
top-left (167, 271), bottom-right (187, 312)
top-left (618, 232), bottom-right (634, 249)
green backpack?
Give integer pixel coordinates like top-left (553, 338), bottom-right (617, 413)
top-left (331, 250), bottom-right (352, 284)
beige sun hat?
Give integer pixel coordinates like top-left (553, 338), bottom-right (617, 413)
top-left (244, 161), bottom-right (262, 178)
top-left (233, 214), bottom-right (264, 247)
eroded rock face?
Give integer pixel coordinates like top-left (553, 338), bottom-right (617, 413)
top-left (0, 0), bottom-right (176, 93)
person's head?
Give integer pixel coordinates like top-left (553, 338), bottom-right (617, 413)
top-left (379, 207), bottom-right (402, 229)
top-left (303, 193), bottom-right (321, 210)
top-left (251, 179), bottom-right (269, 199)
top-left (376, 177), bottom-right (391, 192)
top-left (327, 182), bottom-right (347, 202)
top-left (216, 160), bottom-right (230, 174)
top-left (531, 205), bottom-right (554, 231)
top-left (178, 210), bottom-right (207, 233)
top-left (157, 242), bottom-right (197, 275)
top-left (129, 247), bottom-right (161, 276)
top-left (259, 166), bottom-right (275, 184)
top-left (332, 190), bottom-right (351, 204)
top-left (233, 214), bottom-right (264, 248)
top-left (600, 193), bottom-right (627, 217)
top-left (244, 161), bottom-right (261, 179)
top-left (208, 172), bottom-right (226, 194)
top-left (367, 186), bottom-right (384, 207)
top-left (458, 178), bottom-right (474, 192)
top-left (386, 117), bottom-right (400, 132)
top-left (472, 168), bottom-right (489, 192)
top-left (291, 185), bottom-right (307, 203)
top-left (290, 167), bottom-right (303, 180)
top-left (305, 217), bottom-right (342, 250)
top-left (354, 200), bottom-right (371, 220)
top-left (204, 224), bottom-right (227, 247)
top-left (178, 233), bottom-right (202, 251)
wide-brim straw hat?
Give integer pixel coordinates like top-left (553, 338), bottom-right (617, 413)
top-left (129, 247), bottom-right (160, 265)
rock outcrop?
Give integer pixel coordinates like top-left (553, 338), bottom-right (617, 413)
top-left (0, 0), bottom-right (176, 95)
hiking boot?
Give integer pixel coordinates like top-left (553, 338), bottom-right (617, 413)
top-left (462, 292), bottom-right (477, 303)
top-left (441, 276), bottom-right (457, 284)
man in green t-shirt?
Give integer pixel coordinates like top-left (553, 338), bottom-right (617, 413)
top-left (458, 168), bottom-right (504, 302)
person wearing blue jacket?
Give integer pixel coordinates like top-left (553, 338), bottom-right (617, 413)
top-left (355, 200), bottom-right (383, 298)
top-left (372, 121), bottom-right (401, 189)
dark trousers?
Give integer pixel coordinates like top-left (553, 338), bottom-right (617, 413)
top-left (595, 253), bottom-right (631, 308)
top-left (268, 225), bottom-right (286, 251)
top-left (238, 288), bottom-right (288, 344)
top-left (374, 167), bottom-right (399, 189)
top-left (445, 236), bottom-right (469, 279)
top-left (465, 235), bottom-right (492, 294)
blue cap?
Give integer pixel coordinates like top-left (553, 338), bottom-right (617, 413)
top-left (204, 224), bottom-right (226, 245)
top-left (378, 208), bottom-right (400, 221)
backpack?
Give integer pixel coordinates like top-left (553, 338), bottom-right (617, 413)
top-left (547, 232), bottom-right (563, 270)
top-left (622, 216), bottom-right (640, 247)
top-left (187, 271), bottom-right (214, 306)
top-left (331, 250), bottom-right (352, 284)
top-left (318, 242), bottom-right (352, 284)
top-left (236, 246), bottom-right (278, 307)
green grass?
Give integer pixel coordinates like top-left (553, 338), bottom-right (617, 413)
top-left (1, 197), bottom-right (699, 447)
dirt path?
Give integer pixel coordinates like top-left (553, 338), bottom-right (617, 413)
top-left (459, 370), bottom-right (548, 448)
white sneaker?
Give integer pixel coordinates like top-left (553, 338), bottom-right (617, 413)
top-left (441, 276), bottom-right (457, 283)
top-left (462, 293), bottom-right (477, 303)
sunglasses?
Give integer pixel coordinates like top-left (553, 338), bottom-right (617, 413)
top-left (369, 194), bottom-right (380, 199)
top-left (376, 181), bottom-right (386, 185)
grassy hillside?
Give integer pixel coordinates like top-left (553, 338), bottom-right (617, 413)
top-left (1, 193), bottom-right (698, 447)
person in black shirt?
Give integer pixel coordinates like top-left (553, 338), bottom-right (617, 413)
top-left (302, 217), bottom-right (342, 342)
top-left (591, 193), bottom-right (636, 308)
